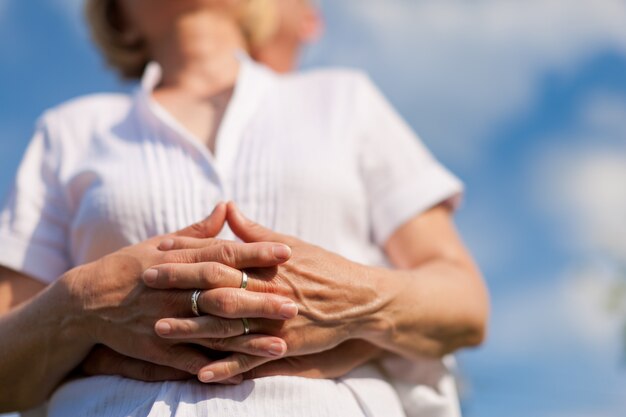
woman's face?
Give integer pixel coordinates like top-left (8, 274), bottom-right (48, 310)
top-left (118, 0), bottom-right (242, 41)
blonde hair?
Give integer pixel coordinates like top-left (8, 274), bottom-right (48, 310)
top-left (85, 0), bottom-right (278, 80)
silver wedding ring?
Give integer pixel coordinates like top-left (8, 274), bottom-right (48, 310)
top-left (240, 271), bottom-right (249, 290)
top-left (241, 317), bottom-right (250, 335)
top-left (191, 289), bottom-right (202, 317)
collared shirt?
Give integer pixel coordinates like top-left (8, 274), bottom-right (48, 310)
top-left (0, 55), bottom-right (463, 417)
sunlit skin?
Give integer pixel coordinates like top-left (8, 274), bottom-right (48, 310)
top-left (250, 0), bottom-right (322, 73)
top-left (0, 0), bottom-right (488, 410)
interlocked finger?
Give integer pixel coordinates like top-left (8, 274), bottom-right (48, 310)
top-left (155, 315), bottom-right (250, 339)
top-left (143, 262), bottom-right (257, 291)
top-left (139, 344), bottom-right (213, 376)
top-left (162, 239), bottom-right (292, 268)
top-left (82, 345), bottom-right (192, 382)
top-left (192, 334), bottom-right (288, 359)
top-left (197, 288), bottom-right (298, 320)
top-left (198, 353), bottom-right (276, 383)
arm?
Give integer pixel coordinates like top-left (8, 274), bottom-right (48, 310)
top-left (146, 202), bottom-right (488, 380)
top-left (0, 267), bottom-right (91, 410)
top-left (242, 205), bottom-right (484, 380)
top-left (372, 204), bottom-right (488, 357)
top-left (0, 205), bottom-right (298, 411)
top-left (0, 267), bottom-right (45, 312)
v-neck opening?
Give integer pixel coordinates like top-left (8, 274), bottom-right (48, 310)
top-left (135, 52), bottom-right (268, 183)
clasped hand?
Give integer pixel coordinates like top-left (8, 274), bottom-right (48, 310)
top-left (78, 202), bottom-right (382, 384)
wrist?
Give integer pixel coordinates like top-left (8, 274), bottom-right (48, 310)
top-left (350, 266), bottom-right (399, 346)
top-left (55, 262), bottom-right (100, 348)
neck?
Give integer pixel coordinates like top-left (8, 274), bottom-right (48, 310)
top-left (150, 10), bottom-right (247, 96)
top-left (252, 38), bottom-right (300, 74)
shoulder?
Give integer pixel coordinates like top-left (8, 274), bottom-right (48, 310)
top-left (268, 67), bottom-right (380, 115)
top-left (276, 67), bottom-right (373, 95)
top-left (34, 92), bottom-right (134, 162)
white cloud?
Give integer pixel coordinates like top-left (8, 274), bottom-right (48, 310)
top-left (487, 274), bottom-right (623, 358)
top-left (524, 93), bottom-right (626, 362)
top-left (314, 0), bottom-right (626, 166)
top-left (555, 150), bottom-right (626, 259)
top-left (532, 94), bottom-right (626, 261)
top-left (477, 270), bottom-right (626, 415)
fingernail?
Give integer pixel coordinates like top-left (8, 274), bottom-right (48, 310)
top-left (155, 321), bottom-right (171, 335)
top-left (143, 269), bottom-right (159, 284)
top-left (279, 302), bottom-right (298, 319)
top-left (159, 239), bottom-right (175, 251)
top-left (268, 343), bottom-right (286, 357)
top-left (273, 245), bottom-right (291, 260)
top-left (200, 370), bottom-right (215, 383)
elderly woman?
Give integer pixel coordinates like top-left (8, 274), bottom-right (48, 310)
top-left (0, 0), bottom-right (488, 416)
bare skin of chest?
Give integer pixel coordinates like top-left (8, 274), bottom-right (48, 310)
top-left (153, 87), bottom-right (234, 155)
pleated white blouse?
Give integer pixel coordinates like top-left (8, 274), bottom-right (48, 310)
top-left (0, 54), bottom-right (463, 417)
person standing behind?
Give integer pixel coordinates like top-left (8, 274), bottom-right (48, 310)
top-left (80, 2), bottom-right (480, 416)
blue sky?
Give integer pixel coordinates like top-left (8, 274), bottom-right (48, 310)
top-left (2, 1), bottom-right (626, 416)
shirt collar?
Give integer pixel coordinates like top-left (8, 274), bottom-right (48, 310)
top-left (133, 50), bottom-right (275, 183)
top-left (137, 49), bottom-right (257, 102)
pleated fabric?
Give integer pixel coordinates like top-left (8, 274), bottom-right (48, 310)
top-left (0, 54), bottom-right (463, 417)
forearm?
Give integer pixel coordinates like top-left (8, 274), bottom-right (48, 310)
top-left (140, 203), bottom-right (488, 382)
top-left (0, 269), bottom-right (93, 411)
top-left (360, 259), bottom-right (488, 360)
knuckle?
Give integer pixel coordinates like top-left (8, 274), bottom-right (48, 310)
top-left (262, 296), bottom-right (283, 317)
top-left (247, 338), bottom-right (265, 352)
top-left (189, 222), bottom-right (206, 236)
top-left (165, 249), bottom-right (197, 264)
top-left (201, 263), bottom-right (221, 287)
top-left (159, 291), bottom-right (182, 315)
top-left (177, 319), bottom-right (195, 335)
top-left (235, 354), bottom-right (253, 372)
top-left (219, 244), bottom-right (238, 266)
top-left (242, 367), bottom-right (257, 380)
top-left (217, 318), bottom-right (235, 336)
top-left (166, 347), bottom-right (201, 374)
top-left (216, 290), bottom-right (240, 316)
top-left (206, 238), bottom-right (222, 248)
top-left (161, 251), bottom-right (182, 264)
top-left (143, 348), bottom-right (165, 365)
top-left (184, 357), bottom-right (204, 374)
top-left (140, 364), bottom-right (158, 381)
top-left (259, 243), bottom-right (276, 261)
top-left (210, 338), bottom-right (228, 351)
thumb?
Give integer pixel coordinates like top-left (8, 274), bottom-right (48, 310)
top-left (226, 201), bottom-right (287, 243)
top-left (175, 202), bottom-right (227, 238)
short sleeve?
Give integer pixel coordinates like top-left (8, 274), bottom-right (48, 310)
top-left (0, 114), bottom-right (71, 283)
top-left (355, 75), bottom-right (464, 246)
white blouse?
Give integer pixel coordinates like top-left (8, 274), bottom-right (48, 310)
top-left (0, 54), bottom-right (463, 417)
